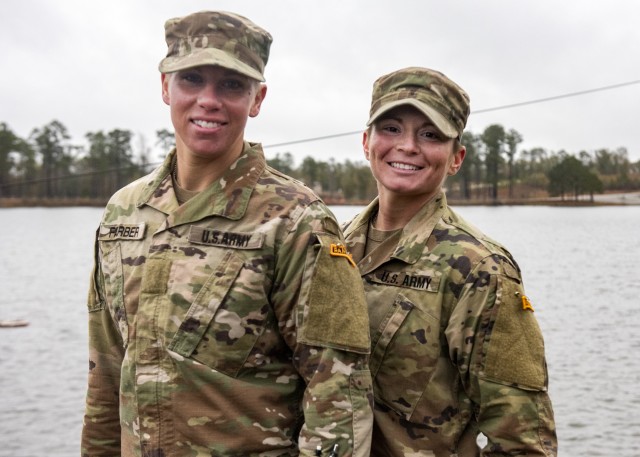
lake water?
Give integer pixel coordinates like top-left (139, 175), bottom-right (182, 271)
top-left (1, 205), bottom-right (639, 456)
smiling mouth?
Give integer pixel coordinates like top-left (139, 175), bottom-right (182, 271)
top-left (389, 162), bottom-right (421, 171)
top-left (192, 119), bottom-right (223, 129)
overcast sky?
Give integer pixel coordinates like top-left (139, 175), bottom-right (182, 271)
top-left (2, 0), bottom-right (639, 166)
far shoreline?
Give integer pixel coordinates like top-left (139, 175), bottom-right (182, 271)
top-left (1, 191), bottom-right (639, 208)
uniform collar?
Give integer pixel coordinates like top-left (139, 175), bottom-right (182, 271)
top-left (393, 192), bottom-right (447, 264)
top-left (345, 192), bottom-right (448, 274)
top-left (137, 142), bottom-right (266, 228)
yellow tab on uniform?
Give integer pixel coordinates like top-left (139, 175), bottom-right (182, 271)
top-left (521, 294), bottom-right (535, 311)
top-left (329, 243), bottom-right (357, 268)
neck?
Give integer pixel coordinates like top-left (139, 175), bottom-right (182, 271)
top-left (375, 190), bottom-right (440, 230)
top-left (173, 143), bottom-right (245, 192)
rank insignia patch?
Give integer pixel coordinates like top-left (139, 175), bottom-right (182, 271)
top-left (521, 294), bottom-right (535, 311)
top-left (329, 243), bottom-right (357, 268)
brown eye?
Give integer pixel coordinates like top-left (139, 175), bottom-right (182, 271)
top-left (419, 129), bottom-right (443, 141)
top-left (220, 78), bottom-right (247, 92)
top-left (376, 122), bottom-right (401, 134)
top-left (179, 71), bottom-right (203, 84)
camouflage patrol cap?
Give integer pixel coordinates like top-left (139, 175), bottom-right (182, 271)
top-left (158, 11), bottom-right (272, 82)
top-left (367, 67), bottom-right (470, 138)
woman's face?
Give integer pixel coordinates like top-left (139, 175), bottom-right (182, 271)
top-left (364, 105), bottom-right (465, 202)
top-left (161, 65), bottom-right (266, 165)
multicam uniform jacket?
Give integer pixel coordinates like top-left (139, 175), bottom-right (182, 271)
top-left (343, 193), bottom-right (557, 457)
top-left (82, 143), bottom-right (373, 457)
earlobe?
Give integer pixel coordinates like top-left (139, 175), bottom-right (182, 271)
top-left (249, 84), bottom-right (267, 118)
top-left (161, 74), bottom-right (170, 106)
top-left (448, 146), bottom-right (466, 175)
top-left (362, 131), bottom-right (371, 160)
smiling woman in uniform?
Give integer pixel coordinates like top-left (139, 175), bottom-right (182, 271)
top-left (343, 67), bottom-right (558, 456)
top-left (81, 11), bottom-right (373, 457)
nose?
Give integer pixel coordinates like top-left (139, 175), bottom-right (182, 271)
top-left (396, 132), bottom-right (419, 154)
top-left (197, 82), bottom-right (223, 110)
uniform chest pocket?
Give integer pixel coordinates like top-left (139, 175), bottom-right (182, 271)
top-left (168, 251), bottom-right (270, 378)
top-left (370, 293), bottom-right (441, 420)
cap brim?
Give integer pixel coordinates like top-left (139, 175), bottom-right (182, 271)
top-left (367, 99), bottom-right (458, 138)
top-left (159, 48), bottom-right (265, 82)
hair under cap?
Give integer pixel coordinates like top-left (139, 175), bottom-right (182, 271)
top-left (158, 11), bottom-right (272, 82)
top-left (367, 67), bottom-right (470, 139)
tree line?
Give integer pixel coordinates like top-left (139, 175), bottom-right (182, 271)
top-left (1, 120), bottom-right (638, 204)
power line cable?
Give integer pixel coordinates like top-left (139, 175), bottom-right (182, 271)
top-left (472, 79), bottom-right (640, 114)
top-left (0, 164), bottom-right (148, 189)
top-left (263, 79), bottom-right (640, 149)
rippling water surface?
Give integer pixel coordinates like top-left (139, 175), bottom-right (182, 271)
top-left (1, 205), bottom-right (639, 456)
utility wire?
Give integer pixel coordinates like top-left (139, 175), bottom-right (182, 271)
top-left (0, 165), bottom-right (145, 188)
top-left (263, 79), bottom-right (640, 149)
top-left (472, 79), bottom-right (640, 114)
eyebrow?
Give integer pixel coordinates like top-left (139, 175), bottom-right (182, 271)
top-left (378, 115), bottom-right (437, 129)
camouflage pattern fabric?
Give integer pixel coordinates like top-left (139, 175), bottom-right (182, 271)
top-left (342, 192), bottom-right (557, 457)
top-left (82, 142), bottom-right (373, 457)
top-left (158, 11), bottom-right (272, 82)
top-left (367, 67), bottom-right (470, 139)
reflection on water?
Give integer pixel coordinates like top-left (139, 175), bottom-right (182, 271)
top-left (1, 205), bottom-right (639, 456)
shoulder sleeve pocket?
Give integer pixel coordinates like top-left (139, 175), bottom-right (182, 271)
top-left (482, 276), bottom-right (547, 391)
top-left (299, 234), bottom-right (370, 354)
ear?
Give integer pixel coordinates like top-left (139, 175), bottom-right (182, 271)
top-left (447, 144), bottom-right (466, 176)
top-left (161, 73), bottom-right (170, 106)
top-left (249, 84), bottom-right (268, 118)
top-left (362, 130), bottom-right (371, 161)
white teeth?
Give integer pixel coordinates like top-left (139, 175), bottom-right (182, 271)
top-left (390, 162), bottom-right (419, 171)
top-left (193, 120), bottom-right (220, 128)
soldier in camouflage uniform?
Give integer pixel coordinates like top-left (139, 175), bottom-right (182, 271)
top-left (342, 67), bottom-right (557, 456)
top-left (81, 11), bottom-right (373, 456)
